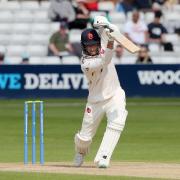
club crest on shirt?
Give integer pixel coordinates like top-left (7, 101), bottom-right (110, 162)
top-left (86, 107), bottom-right (92, 113)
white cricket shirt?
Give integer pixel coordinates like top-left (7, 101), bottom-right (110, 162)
top-left (81, 48), bottom-right (122, 103)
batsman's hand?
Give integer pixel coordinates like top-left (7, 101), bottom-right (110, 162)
top-left (93, 15), bottom-right (110, 28)
top-left (93, 16), bottom-right (118, 31)
top-left (93, 16), bottom-right (119, 41)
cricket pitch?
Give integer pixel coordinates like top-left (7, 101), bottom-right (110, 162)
top-left (0, 162), bottom-right (180, 179)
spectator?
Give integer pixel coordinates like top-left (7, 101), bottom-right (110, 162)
top-left (83, 0), bottom-right (98, 11)
top-left (112, 44), bottom-right (124, 64)
top-left (111, 0), bottom-right (120, 5)
top-left (124, 10), bottom-right (148, 45)
top-left (151, 0), bottom-right (164, 11)
top-left (136, 45), bottom-right (153, 64)
top-left (175, 27), bottom-right (180, 36)
top-left (148, 11), bottom-right (166, 44)
top-left (48, 22), bottom-right (74, 57)
top-left (152, 0), bottom-right (164, 5)
top-left (163, 0), bottom-right (178, 10)
top-left (147, 10), bottom-right (174, 51)
top-left (48, 0), bottom-right (76, 22)
top-left (116, 0), bottom-right (135, 14)
top-left (135, 0), bottom-right (152, 11)
top-left (68, 0), bottom-right (90, 30)
top-left (21, 52), bottom-right (30, 64)
top-left (0, 47), bottom-right (6, 64)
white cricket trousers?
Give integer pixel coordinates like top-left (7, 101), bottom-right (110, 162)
top-left (79, 87), bottom-right (128, 140)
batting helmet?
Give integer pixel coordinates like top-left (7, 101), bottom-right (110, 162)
top-left (81, 28), bottom-right (101, 55)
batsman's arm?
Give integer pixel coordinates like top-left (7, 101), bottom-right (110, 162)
top-left (107, 40), bottom-right (114, 50)
top-left (81, 49), bottom-right (113, 71)
top-left (101, 40), bottom-right (114, 62)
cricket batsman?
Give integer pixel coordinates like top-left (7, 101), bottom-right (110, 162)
top-left (74, 16), bottom-right (135, 168)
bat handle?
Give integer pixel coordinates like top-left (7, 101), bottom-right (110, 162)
top-left (101, 25), bottom-right (114, 33)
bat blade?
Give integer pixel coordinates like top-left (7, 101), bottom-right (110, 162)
top-left (110, 31), bottom-right (140, 53)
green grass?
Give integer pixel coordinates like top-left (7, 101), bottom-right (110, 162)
top-left (0, 98), bottom-right (179, 179)
top-left (0, 172), bottom-right (166, 180)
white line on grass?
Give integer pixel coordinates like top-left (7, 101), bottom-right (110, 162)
top-left (127, 102), bottom-right (180, 106)
top-left (0, 101), bottom-right (180, 107)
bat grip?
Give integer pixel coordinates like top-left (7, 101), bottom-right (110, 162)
top-left (102, 25), bottom-right (114, 33)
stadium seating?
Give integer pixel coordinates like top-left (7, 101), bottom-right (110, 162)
top-left (120, 56), bottom-right (137, 64)
top-left (29, 56), bottom-right (61, 65)
top-left (148, 44), bottom-right (161, 52)
top-left (0, 1), bottom-right (20, 11)
top-left (109, 11), bottom-right (126, 24)
top-left (10, 34), bottom-right (29, 45)
top-left (5, 56), bottom-right (22, 64)
top-left (173, 45), bottom-right (180, 52)
top-left (29, 56), bottom-right (44, 64)
top-left (164, 12), bottom-right (180, 33)
top-left (61, 56), bottom-right (80, 64)
top-left (42, 56), bottom-right (61, 64)
top-left (90, 11), bottom-right (107, 20)
top-left (33, 11), bottom-right (49, 23)
top-left (26, 45), bottom-right (47, 57)
top-left (39, 1), bottom-right (50, 10)
top-left (0, 0), bottom-right (180, 64)
top-left (164, 34), bottom-right (179, 45)
top-left (69, 30), bottom-right (82, 43)
top-left (0, 23), bottom-right (12, 34)
top-left (31, 23), bottom-right (50, 34)
top-left (6, 45), bottom-right (26, 56)
top-left (0, 11), bottom-right (13, 22)
top-left (29, 34), bottom-right (49, 45)
top-left (173, 4), bottom-right (180, 12)
top-left (153, 52), bottom-right (180, 63)
top-left (50, 22), bottom-right (60, 33)
top-left (14, 11), bottom-right (33, 22)
top-left (144, 12), bottom-right (154, 24)
top-left (0, 34), bottom-right (10, 45)
top-left (152, 56), bottom-right (178, 64)
top-left (98, 1), bottom-right (115, 12)
top-left (20, 1), bottom-right (40, 11)
top-left (12, 23), bottom-right (31, 34)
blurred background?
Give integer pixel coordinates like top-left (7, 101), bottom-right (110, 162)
top-left (0, 0), bottom-right (179, 65)
top-left (0, 0), bottom-right (180, 98)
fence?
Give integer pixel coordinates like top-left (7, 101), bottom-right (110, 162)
top-left (0, 64), bottom-right (180, 98)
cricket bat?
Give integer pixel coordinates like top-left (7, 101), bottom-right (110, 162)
top-left (109, 30), bottom-right (140, 53)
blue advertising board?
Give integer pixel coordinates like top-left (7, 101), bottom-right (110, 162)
top-left (0, 64), bottom-right (180, 98)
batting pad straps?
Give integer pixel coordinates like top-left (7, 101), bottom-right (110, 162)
top-left (74, 133), bottom-right (92, 155)
top-left (94, 127), bottom-right (121, 164)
